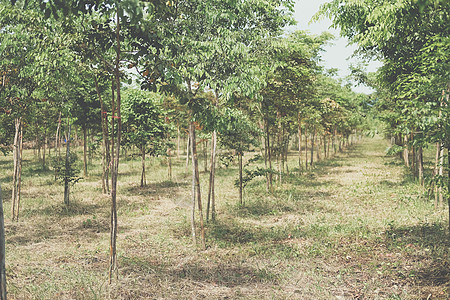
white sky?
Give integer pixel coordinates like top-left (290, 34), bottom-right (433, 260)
top-left (289, 0), bottom-right (382, 94)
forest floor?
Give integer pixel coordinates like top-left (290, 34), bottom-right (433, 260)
top-left (0, 135), bottom-right (449, 299)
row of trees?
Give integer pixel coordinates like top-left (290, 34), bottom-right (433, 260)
top-left (0, 0), bottom-right (372, 291)
top-left (317, 0), bottom-right (449, 226)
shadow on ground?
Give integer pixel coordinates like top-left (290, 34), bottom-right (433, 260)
top-left (384, 222), bottom-right (450, 295)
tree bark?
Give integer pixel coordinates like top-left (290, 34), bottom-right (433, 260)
top-left (0, 182), bottom-right (7, 300)
top-left (298, 118), bottom-right (302, 173)
top-left (417, 146), bottom-right (424, 186)
top-left (207, 130), bottom-right (217, 222)
top-left (310, 128), bottom-right (315, 168)
top-left (190, 122), bottom-right (206, 250)
top-left (64, 118), bottom-right (71, 206)
top-left (185, 132), bottom-right (190, 173)
top-left (109, 9), bottom-right (121, 283)
top-left (177, 124), bottom-right (180, 159)
top-left (167, 148), bottom-right (172, 179)
top-left (11, 118), bottom-right (22, 221)
top-left (43, 126), bottom-right (47, 169)
top-left (239, 152), bottom-right (243, 206)
top-left (264, 119), bottom-right (269, 191)
top-left (403, 135), bottom-right (410, 167)
top-left (141, 145), bottom-right (146, 187)
top-left (203, 140), bottom-right (208, 173)
top-left (266, 121), bottom-right (273, 190)
top-left (83, 125), bottom-right (88, 177)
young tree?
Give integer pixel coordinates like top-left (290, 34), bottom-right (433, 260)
top-left (122, 89), bottom-right (169, 187)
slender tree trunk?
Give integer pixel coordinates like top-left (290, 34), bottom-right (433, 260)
top-left (298, 118), bottom-right (302, 173)
top-left (177, 124), bottom-right (180, 159)
top-left (141, 145), bottom-right (146, 187)
top-left (438, 143), bottom-right (444, 208)
top-left (310, 129), bottom-right (315, 168)
top-left (333, 128), bottom-right (337, 154)
top-left (83, 125), bottom-right (88, 177)
top-left (37, 134), bottom-right (41, 162)
top-left (185, 132), bottom-right (190, 173)
top-left (64, 118), bottom-right (71, 206)
top-left (403, 135), bottom-right (410, 167)
top-left (203, 140), bottom-right (208, 173)
top-left (43, 127), bottom-right (47, 169)
top-left (55, 112), bottom-right (62, 181)
top-left (238, 152), bottom-right (243, 206)
top-left (109, 10), bottom-right (121, 283)
top-left (417, 146), bottom-right (424, 186)
top-left (285, 134), bottom-right (289, 176)
top-left (317, 135), bottom-right (321, 161)
top-left (11, 118), bottom-right (22, 221)
top-left (0, 182), bottom-right (6, 300)
top-left (207, 130), bottom-right (217, 222)
top-left (190, 122), bottom-right (206, 250)
top-left (447, 146), bottom-right (450, 231)
top-left (190, 131), bottom-right (196, 245)
top-left (327, 135), bottom-right (331, 158)
top-left (11, 119), bottom-right (19, 221)
top-left (264, 119), bottom-right (269, 191)
top-left (267, 121), bottom-right (273, 190)
top-left (167, 148), bottom-right (172, 179)
top-left (305, 127), bottom-right (308, 170)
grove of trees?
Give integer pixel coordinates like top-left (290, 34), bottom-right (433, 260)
top-left (0, 0), bottom-right (448, 297)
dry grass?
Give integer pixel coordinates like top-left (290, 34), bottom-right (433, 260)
top-left (0, 136), bottom-right (448, 299)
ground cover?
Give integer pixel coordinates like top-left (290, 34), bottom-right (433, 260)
top-left (0, 136), bottom-right (448, 299)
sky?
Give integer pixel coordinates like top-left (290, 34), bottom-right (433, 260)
top-left (290, 0), bottom-right (382, 94)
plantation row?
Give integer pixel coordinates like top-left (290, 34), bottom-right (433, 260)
top-left (0, 0), bottom-right (374, 287)
top-left (0, 0), bottom-right (449, 298)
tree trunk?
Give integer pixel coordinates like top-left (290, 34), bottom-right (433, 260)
top-left (185, 132), bottom-right (190, 173)
top-left (109, 10), bottom-right (121, 283)
top-left (55, 112), bottom-right (62, 181)
top-left (298, 118), bottom-right (302, 173)
top-left (167, 148), bottom-right (172, 179)
top-left (0, 183), bottom-right (7, 300)
top-left (11, 118), bottom-right (22, 222)
top-left (403, 135), bottom-right (410, 167)
top-left (239, 152), bottom-right (243, 206)
top-left (83, 125), bottom-right (88, 177)
top-left (141, 145), bottom-right (146, 187)
top-left (207, 130), bottom-right (217, 222)
top-left (190, 131), bottom-right (196, 245)
top-left (203, 140), bottom-right (208, 173)
top-left (438, 143), bottom-right (444, 208)
top-left (317, 135), bottom-right (321, 161)
top-left (447, 146), bottom-right (450, 231)
top-left (305, 127), bottom-right (308, 170)
top-left (64, 118), bottom-right (71, 206)
top-left (267, 121), bottom-right (273, 190)
top-left (417, 146), bottom-right (424, 186)
top-left (310, 129), bottom-right (315, 168)
top-left (264, 119), bottom-right (269, 191)
top-left (43, 127), bottom-right (47, 169)
top-left (285, 134), bottom-right (289, 176)
top-left (177, 124), bottom-right (180, 159)
top-left (190, 122), bottom-right (206, 250)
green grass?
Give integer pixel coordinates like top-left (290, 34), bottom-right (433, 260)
top-left (0, 136), bottom-right (448, 299)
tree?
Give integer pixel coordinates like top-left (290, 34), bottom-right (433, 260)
top-left (122, 89), bottom-right (169, 187)
top-left (218, 108), bottom-right (260, 206)
top-left (317, 0), bottom-right (450, 227)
